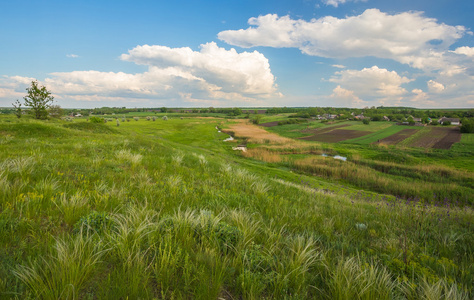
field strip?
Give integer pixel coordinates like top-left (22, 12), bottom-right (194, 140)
top-left (224, 120), bottom-right (295, 144)
top-left (377, 128), bottom-right (418, 145)
top-left (299, 129), bottom-right (370, 143)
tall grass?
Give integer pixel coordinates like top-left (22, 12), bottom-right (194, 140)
top-left (1, 117), bottom-right (472, 299)
top-left (13, 233), bottom-right (107, 299)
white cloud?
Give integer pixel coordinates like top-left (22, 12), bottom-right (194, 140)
top-left (427, 80), bottom-right (445, 93)
top-left (0, 43), bottom-right (279, 107)
top-left (332, 64), bottom-right (346, 69)
top-left (322, 0), bottom-right (367, 8)
top-left (0, 76), bottom-right (35, 103)
top-left (66, 54), bottom-right (79, 58)
top-left (330, 85), bottom-right (366, 107)
top-left (410, 88), bottom-right (436, 106)
top-left (218, 9), bottom-right (467, 72)
top-left (452, 46), bottom-right (474, 57)
top-left (121, 42), bottom-right (277, 96)
top-left (329, 66), bottom-right (412, 101)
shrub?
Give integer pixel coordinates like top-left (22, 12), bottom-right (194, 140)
top-left (251, 115), bottom-right (263, 124)
top-left (363, 118), bottom-right (370, 125)
top-left (89, 116), bottom-right (103, 123)
top-left (460, 119), bottom-right (474, 133)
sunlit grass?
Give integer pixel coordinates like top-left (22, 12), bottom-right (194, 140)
top-left (0, 116), bottom-right (472, 299)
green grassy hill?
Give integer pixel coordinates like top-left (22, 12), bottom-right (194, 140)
top-left (0, 117), bottom-right (472, 299)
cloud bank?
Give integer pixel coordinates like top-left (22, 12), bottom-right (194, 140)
top-left (0, 43), bottom-right (280, 107)
top-left (219, 9), bottom-right (474, 107)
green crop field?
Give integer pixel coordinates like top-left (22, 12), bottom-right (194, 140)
top-left (0, 115), bottom-right (473, 299)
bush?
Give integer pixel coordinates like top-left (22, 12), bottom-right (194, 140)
top-left (460, 119), bottom-right (474, 133)
top-left (442, 120), bottom-right (451, 126)
top-left (251, 115), bottom-right (263, 125)
top-left (89, 116), bottom-right (103, 123)
top-left (362, 119), bottom-right (370, 125)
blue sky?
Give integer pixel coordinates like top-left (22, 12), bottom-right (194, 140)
top-left (1, 0), bottom-right (473, 108)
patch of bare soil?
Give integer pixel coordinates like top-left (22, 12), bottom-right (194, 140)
top-left (433, 127), bottom-right (461, 149)
top-left (378, 129), bottom-right (417, 145)
top-left (299, 129), bottom-right (370, 143)
top-left (259, 121), bottom-right (280, 127)
top-left (300, 124), bottom-right (350, 134)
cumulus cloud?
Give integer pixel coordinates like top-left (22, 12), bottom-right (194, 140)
top-left (452, 46), bottom-right (474, 57)
top-left (218, 9), bottom-right (467, 72)
top-left (0, 76), bottom-right (36, 102)
top-left (427, 80), bottom-right (445, 93)
top-left (410, 88), bottom-right (436, 106)
top-left (0, 43), bottom-right (279, 107)
top-left (329, 66), bottom-right (412, 102)
top-left (66, 54), bottom-right (79, 58)
top-left (330, 85), bottom-right (366, 107)
top-left (120, 42), bottom-right (277, 96)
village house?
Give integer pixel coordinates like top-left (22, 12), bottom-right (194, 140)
top-left (438, 117), bottom-right (460, 125)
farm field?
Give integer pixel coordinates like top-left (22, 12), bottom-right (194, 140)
top-left (266, 120), bottom-right (463, 150)
top-left (0, 116), bottom-right (473, 299)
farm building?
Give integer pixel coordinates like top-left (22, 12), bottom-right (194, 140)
top-left (438, 117), bottom-right (460, 125)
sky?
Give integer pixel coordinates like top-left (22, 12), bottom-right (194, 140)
top-left (1, 0), bottom-right (473, 109)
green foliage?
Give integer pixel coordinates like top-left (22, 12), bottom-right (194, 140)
top-left (23, 80), bottom-right (55, 120)
top-left (89, 116), bottom-right (103, 123)
top-left (228, 107), bottom-right (242, 116)
top-left (0, 116), bottom-right (472, 299)
top-left (460, 119), bottom-right (474, 133)
top-left (64, 122), bottom-right (118, 134)
top-left (251, 115), bottom-right (263, 124)
top-left (362, 118), bottom-right (370, 125)
top-left (48, 105), bottom-right (63, 118)
top-left (12, 99), bottom-right (22, 118)
top-left (443, 120), bottom-right (451, 126)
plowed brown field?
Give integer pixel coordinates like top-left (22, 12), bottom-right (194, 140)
top-left (377, 129), bottom-right (417, 145)
top-left (299, 129), bottom-right (370, 143)
top-left (408, 127), bottom-right (461, 149)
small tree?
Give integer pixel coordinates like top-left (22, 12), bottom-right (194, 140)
top-left (24, 80), bottom-right (54, 119)
top-left (48, 105), bottom-right (63, 118)
top-left (362, 118), bottom-right (370, 125)
top-left (12, 99), bottom-right (22, 118)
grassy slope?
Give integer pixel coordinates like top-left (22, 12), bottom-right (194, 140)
top-left (0, 117), bottom-right (473, 299)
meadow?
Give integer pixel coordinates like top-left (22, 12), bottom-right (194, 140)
top-left (0, 115), bottom-right (472, 299)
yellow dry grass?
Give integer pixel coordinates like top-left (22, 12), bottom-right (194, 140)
top-left (223, 120), bottom-right (294, 144)
top-left (241, 148), bottom-right (282, 163)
